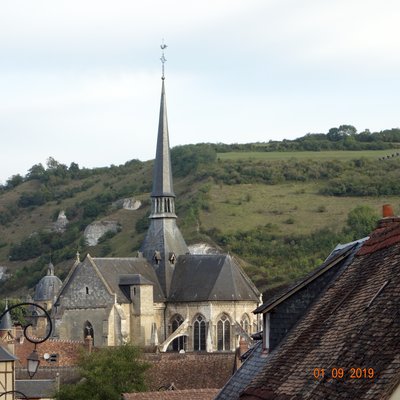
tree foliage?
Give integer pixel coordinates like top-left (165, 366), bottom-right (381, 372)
top-left (171, 143), bottom-right (217, 176)
top-left (0, 298), bottom-right (28, 325)
top-left (344, 205), bottom-right (379, 240)
top-left (55, 344), bottom-right (149, 400)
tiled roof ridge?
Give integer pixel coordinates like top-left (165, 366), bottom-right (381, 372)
top-left (357, 218), bottom-right (400, 256)
top-left (92, 257), bottom-right (141, 260)
top-left (27, 337), bottom-right (85, 345)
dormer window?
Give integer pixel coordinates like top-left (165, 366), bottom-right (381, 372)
top-left (153, 251), bottom-right (162, 265)
top-left (169, 252), bottom-right (176, 264)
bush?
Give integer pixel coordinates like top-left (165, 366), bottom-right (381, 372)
top-left (135, 213), bottom-right (150, 234)
top-left (55, 344), bottom-right (149, 400)
top-left (345, 205), bottom-right (379, 240)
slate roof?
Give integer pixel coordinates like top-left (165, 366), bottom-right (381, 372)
top-left (152, 79), bottom-right (175, 197)
top-left (216, 341), bottom-right (267, 400)
top-left (15, 379), bottom-right (56, 398)
top-left (0, 302), bottom-right (13, 331)
top-left (119, 274), bottom-right (154, 286)
top-left (240, 217), bottom-right (400, 400)
top-left (0, 345), bottom-right (18, 361)
top-left (34, 262), bottom-right (62, 302)
top-left (168, 254), bottom-right (260, 302)
top-left (92, 257), bottom-right (165, 302)
top-left (254, 238), bottom-right (365, 314)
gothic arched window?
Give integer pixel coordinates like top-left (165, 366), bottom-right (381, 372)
top-left (193, 315), bottom-right (206, 351)
top-left (217, 314), bottom-right (231, 351)
top-left (240, 314), bottom-right (250, 334)
top-left (84, 321), bottom-right (94, 343)
top-left (169, 314), bottom-right (186, 351)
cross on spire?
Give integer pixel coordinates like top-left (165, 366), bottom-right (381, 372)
top-left (160, 40), bottom-right (167, 80)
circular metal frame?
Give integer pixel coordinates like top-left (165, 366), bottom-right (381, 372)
top-left (0, 390), bottom-right (28, 399)
top-left (0, 302), bottom-right (52, 344)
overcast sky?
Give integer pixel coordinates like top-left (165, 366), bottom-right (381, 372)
top-left (1, 0), bottom-right (400, 184)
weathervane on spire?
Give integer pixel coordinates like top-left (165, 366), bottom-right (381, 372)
top-left (160, 40), bottom-right (167, 80)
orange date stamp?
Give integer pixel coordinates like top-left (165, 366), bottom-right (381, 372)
top-left (313, 368), bottom-right (375, 380)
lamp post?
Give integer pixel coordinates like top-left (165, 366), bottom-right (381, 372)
top-left (0, 302), bottom-right (52, 379)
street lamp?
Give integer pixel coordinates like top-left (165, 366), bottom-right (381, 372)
top-left (0, 302), bottom-right (52, 382)
top-left (26, 349), bottom-right (40, 379)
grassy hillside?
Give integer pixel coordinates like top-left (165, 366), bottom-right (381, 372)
top-left (217, 149), bottom-right (396, 161)
top-left (1, 147), bottom-right (399, 297)
top-left (200, 182), bottom-right (398, 236)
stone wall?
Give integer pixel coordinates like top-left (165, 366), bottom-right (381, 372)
top-left (57, 259), bottom-right (114, 309)
top-left (165, 301), bottom-right (259, 352)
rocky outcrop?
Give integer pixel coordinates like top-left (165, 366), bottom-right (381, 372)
top-left (188, 243), bottom-right (221, 255)
top-left (84, 221), bottom-right (119, 246)
top-left (0, 266), bottom-right (7, 281)
top-left (112, 198), bottom-right (142, 211)
top-left (53, 210), bottom-right (69, 233)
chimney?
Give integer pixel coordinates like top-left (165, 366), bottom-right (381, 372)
top-left (377, 204), bottom-right (400, 229)
top-left (382, 204), bottom-right (394, 218)
top-left (239, 337), bottom-right (249, 357)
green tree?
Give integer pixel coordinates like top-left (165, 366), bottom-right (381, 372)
top-left (27, 163), bottom-right (48, 182)
top-left (171, 143), bottom-right (217, 177)
top-left (327, 125), bottom-right (357, 141)
top-left (0, 298), bottom-right (28, 325)
top-left (6, 174), bottom-right (24, 189)
top-left (345, 205), bottom-right (379, 240)
top-left (55, 344), bottom-right (149, 400)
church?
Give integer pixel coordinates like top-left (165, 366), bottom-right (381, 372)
top-left (45, 54), bottom-right (261, 352)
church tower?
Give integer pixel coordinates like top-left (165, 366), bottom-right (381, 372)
top-left (141, 44), bottom-right (189, 297)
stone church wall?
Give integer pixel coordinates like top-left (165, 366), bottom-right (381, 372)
top-left (58, 260), bottom-right (115, 309)
top-left (57, 307), bottom-right (110, 346)
top-left (165, 301), bottom-right (259, 352)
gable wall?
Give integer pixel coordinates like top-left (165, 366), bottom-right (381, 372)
top-left (58, 260), bottom-right (114, 309)
top-left (269, 264), bottom-right (342, 350)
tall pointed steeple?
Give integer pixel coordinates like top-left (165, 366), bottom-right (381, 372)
top-left (140, 43), bottom-right (189, 297)
top-left (151, 78), bottom-right (176, 209)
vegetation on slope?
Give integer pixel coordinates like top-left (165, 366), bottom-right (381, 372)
top-left (0, 127), bottom-right (399, 296)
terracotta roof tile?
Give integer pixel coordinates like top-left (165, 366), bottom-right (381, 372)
top-left (239, 218), bottom-right (400, 399)
top-left (15, 336), bottom-right (87, 367)
top-left (357, 217), bottom-right (400, 256)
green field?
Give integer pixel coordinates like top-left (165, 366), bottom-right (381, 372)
top-left (217, 149), bottom-right (397, 161)
top-left (200, 182), bottom-right (398, 236)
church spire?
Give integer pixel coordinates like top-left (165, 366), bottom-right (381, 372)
top-left (150, 42), bottom-right (176, 216)
top-left (140, 43), bottom-right (189, 297)
top-left (151, 78), bottom-right (175, 200)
